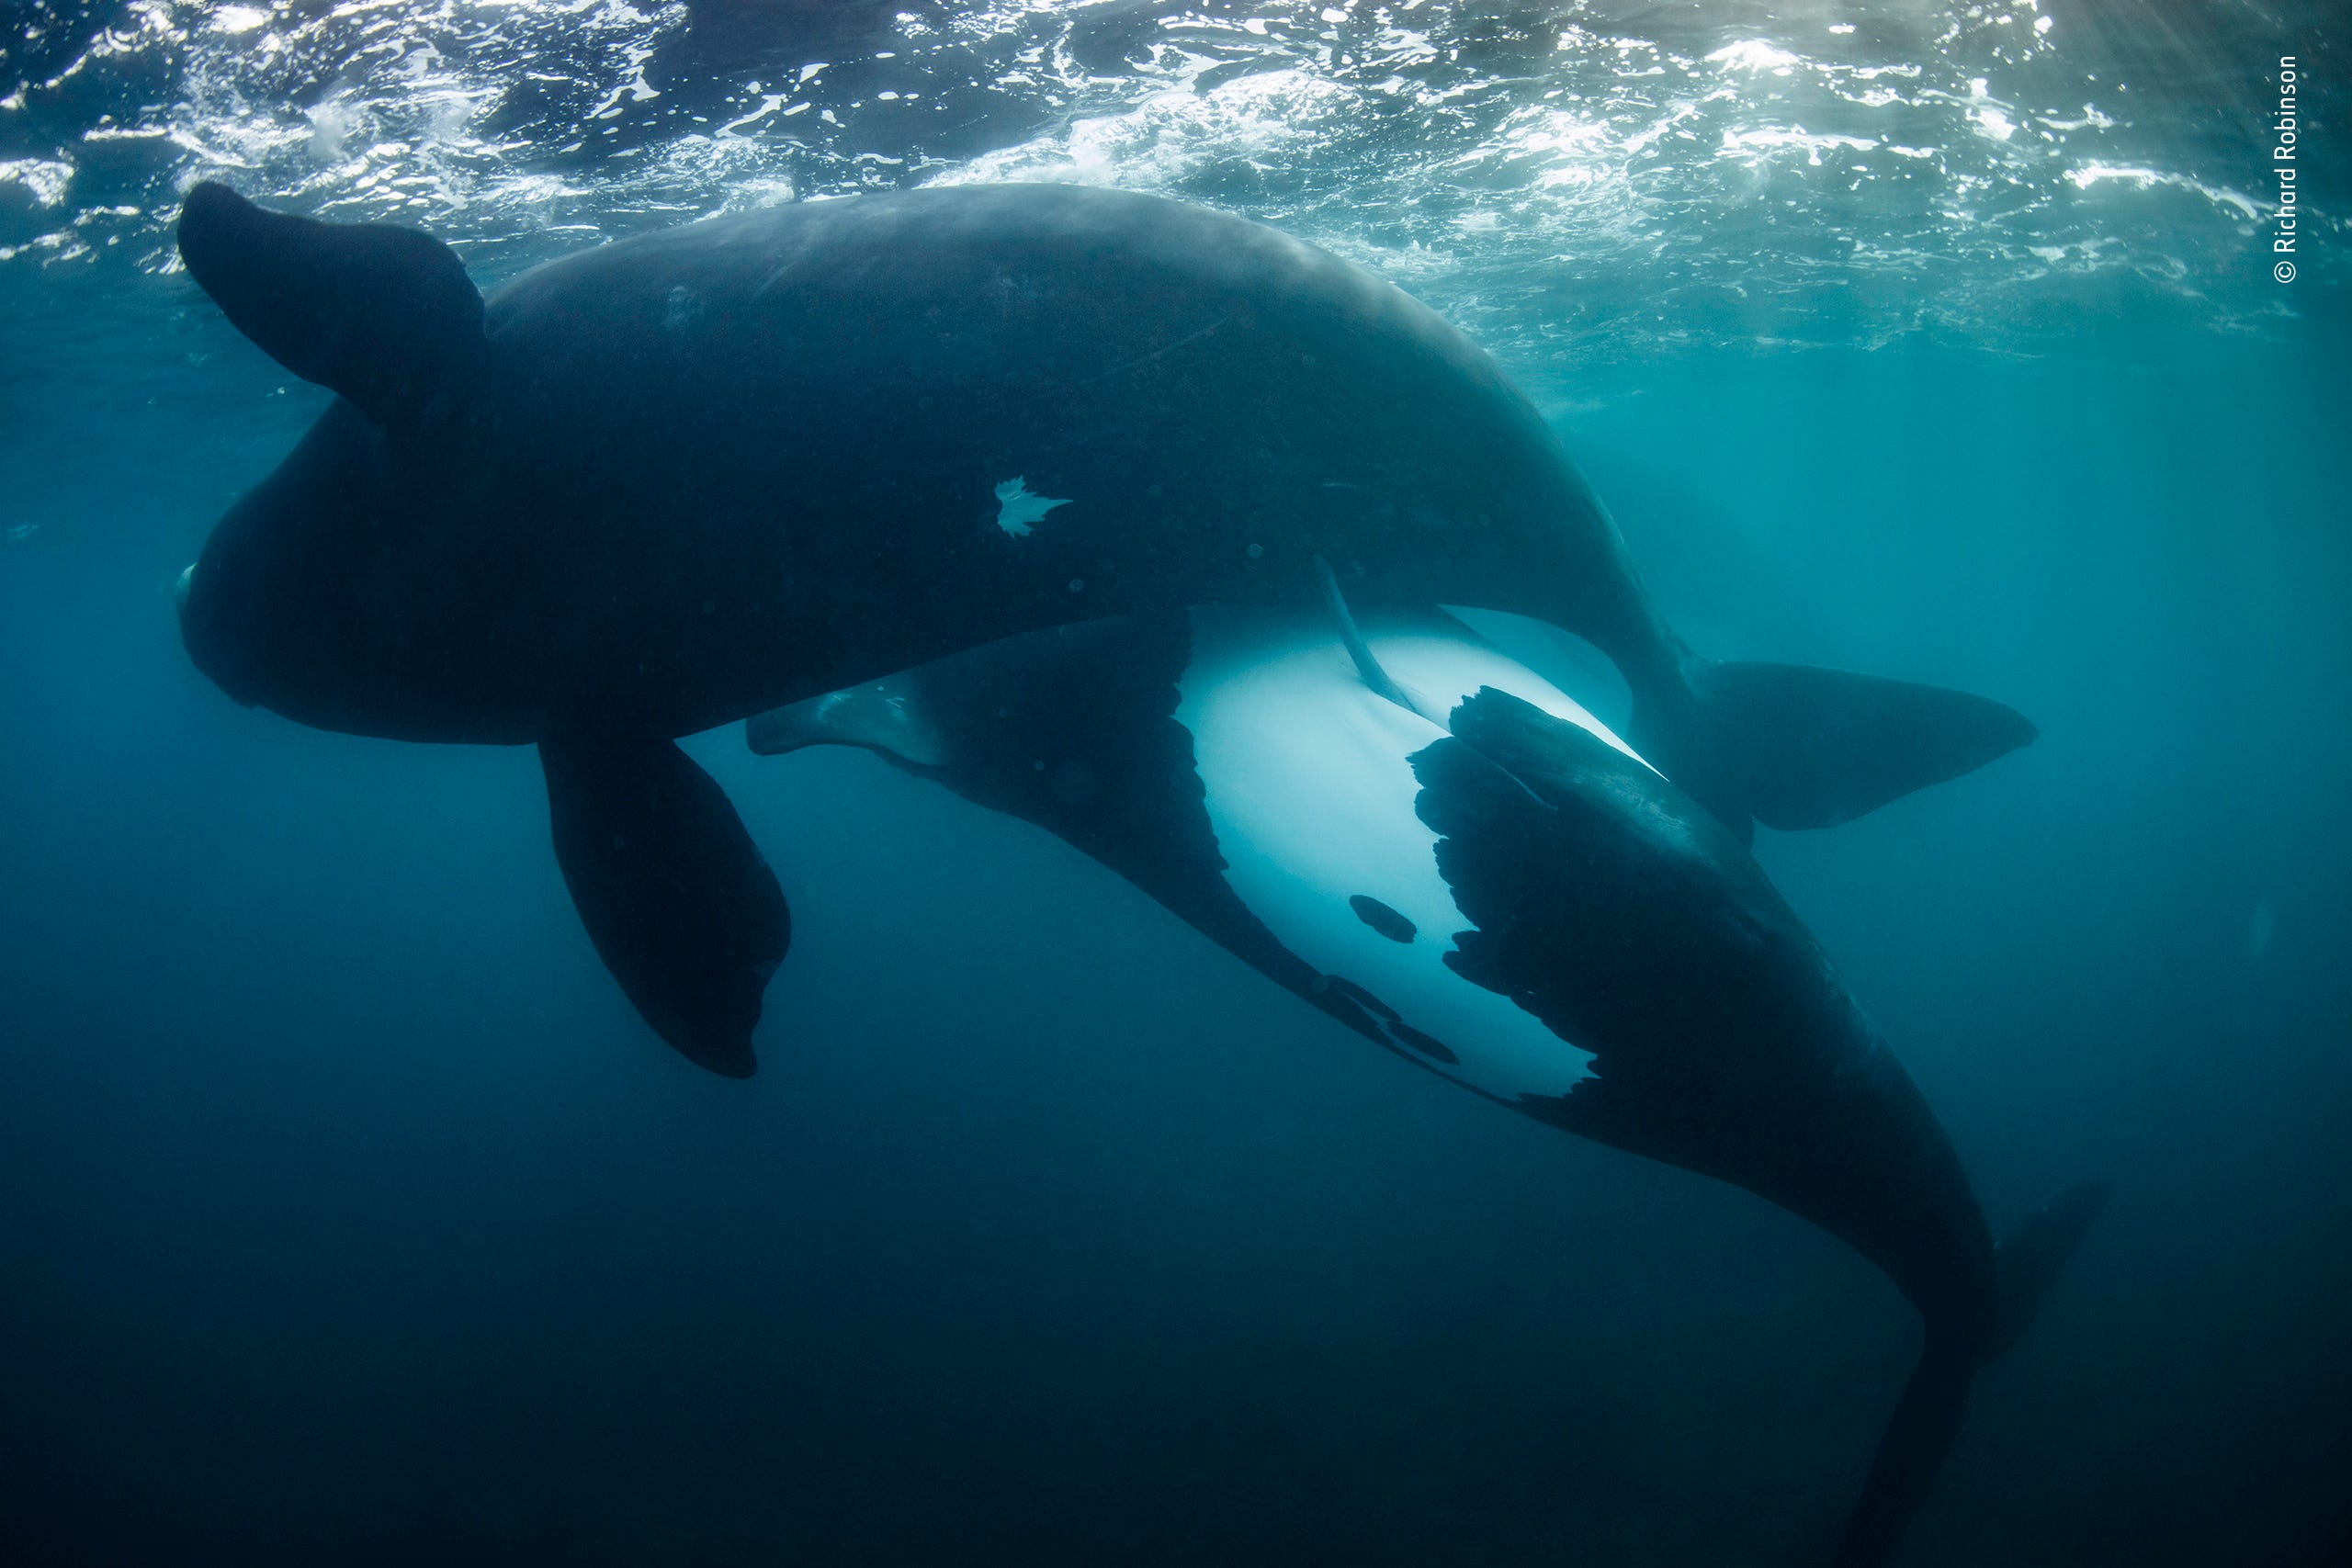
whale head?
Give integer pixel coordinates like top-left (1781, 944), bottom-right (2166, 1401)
top-left (175, 399), bottom-right (393, 720)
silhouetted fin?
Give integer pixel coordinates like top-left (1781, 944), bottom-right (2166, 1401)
top-left (540, 733), bottom-right (787, 1077)
top-left (177, 181), bottom-right (486, 425)
top-left (1990, 1179), bottom-right (2110, 1357)
top-left (1634, 659), bottom-right (2037, 842)
top-left (1831, 1337), bottom-right (1976, 1568)
top-left (1834, 1180), bottom-right (2110, 1568)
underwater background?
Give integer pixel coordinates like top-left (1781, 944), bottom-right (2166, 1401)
top-left (2, 2), bottom-right (2346, 1563)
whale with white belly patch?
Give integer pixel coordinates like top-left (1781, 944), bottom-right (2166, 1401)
top-left (747, 597), bottom-right (2106, 1568)
top-left (173, 179), bottom-right (2040, 1076)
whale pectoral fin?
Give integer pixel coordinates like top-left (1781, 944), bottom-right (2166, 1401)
top-left (745, 616), bottom-right (1325, 992)
top-left (176, 181), bottom-right (485, 425)
top-left (1637, 660), bottom-right (2038, 841)
top-left (745, 675), bottom-right (949, 766)
top-left (540, 733), bottom-right (789, 1078)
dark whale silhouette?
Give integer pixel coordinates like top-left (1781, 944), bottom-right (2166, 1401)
top-left (748, 596), bottom-right (2105, 1568)
top-left (174, 180), bottom-right (2033, 1075)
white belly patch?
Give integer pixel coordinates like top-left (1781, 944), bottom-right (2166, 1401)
top-left (1175, 606), bottom-right (1642, 1103)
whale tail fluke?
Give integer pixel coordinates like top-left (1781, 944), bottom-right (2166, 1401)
top-left (1831, 1335), bottom-right (1976, 1568)
top-left (1834, 1180), bottom-right (2110, 1568)
top-left (1634, 657), bottom-right (2038, 843)
top-left (1988, 1179), bottom-right (2112, 1359)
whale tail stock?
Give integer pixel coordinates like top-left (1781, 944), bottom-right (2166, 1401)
top-left (1834, 1179), bottom-right (2111, 1568)
top-left (1630, 655), bottom-right (2039, 845)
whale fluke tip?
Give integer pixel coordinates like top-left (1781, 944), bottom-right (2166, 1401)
top-left (1638, 657), bottom-right (2040, 841)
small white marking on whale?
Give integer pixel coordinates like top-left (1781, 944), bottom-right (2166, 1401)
top-left (993, 477), bottom-right (1070, 538)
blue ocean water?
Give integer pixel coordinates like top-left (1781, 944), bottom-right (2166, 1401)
top-left (3, 4), bottom-right (2346, 1565)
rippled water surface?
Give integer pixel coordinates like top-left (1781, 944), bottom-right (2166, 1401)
top-left (6, 0), bottom-right (2342, 354)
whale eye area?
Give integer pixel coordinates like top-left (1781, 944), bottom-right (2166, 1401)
top-left (1349, 894), bottom-right (1416, 943)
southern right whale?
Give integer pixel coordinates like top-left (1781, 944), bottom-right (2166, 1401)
top-left (173, 180), bottom-right (2035, 1074)
top-left (748, 593), bottom-right (2104, 1568)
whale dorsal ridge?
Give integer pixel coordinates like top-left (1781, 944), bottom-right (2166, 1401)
top-left (177, 181), bottom-right (485, 425)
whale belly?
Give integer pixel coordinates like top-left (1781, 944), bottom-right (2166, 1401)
top-left (1175, 607), bottom-right (1647, 1103)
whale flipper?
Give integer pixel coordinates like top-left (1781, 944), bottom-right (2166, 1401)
top-left (749, 615), bottom-right (1337, 1003)
top-left (177, 181), bottom-right (486, 424)
top-left (1637, 658), bottom-right (2038, 842)
top-left (540, 734), bottom-right (788, 1077)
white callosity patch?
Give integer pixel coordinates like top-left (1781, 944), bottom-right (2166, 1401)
top-left (1176, 605), bottom-right (1645, 1104)
top-left (992, 477), bottom-right (1069, 539)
